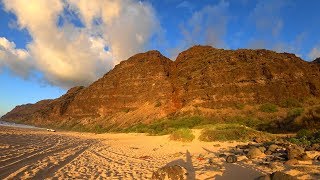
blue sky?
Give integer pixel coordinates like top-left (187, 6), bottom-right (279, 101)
top-left (0, 0), bottom-right (320, 116)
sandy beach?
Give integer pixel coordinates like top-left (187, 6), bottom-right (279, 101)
top-left (0, 126), bottom-right (319, 179)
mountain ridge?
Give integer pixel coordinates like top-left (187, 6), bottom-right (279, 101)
top-left (2, 45), bottom-right (320, 129)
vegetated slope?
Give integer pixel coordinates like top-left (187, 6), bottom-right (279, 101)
top-left (2, 46), bottom-right (320, 130)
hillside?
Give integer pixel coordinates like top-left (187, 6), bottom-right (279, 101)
top-left (2, 45), bottom-right (320, 131)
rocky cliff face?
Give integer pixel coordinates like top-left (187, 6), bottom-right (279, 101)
top-left (2, 46), bottom-right (320, 128)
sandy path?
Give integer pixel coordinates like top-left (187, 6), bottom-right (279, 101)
top-left (2, 126), bottom-right (315, 179)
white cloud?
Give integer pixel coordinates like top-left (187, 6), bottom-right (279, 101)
top-left (250, 0), bottom-right (288, 37)
top-left (1, 0), bottom-right (160, 88)
top-left (0, 37), bottom-right (33, 77)
top-left (170, 0), bottom-right (229, 58)
top-left (308, 47), bottom-right (320, 60)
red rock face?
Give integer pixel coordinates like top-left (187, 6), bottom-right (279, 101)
top-left (2, 46), bottom-right (320, 127)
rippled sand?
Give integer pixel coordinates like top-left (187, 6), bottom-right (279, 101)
top-left (0, 126), bottom-right (318, 179)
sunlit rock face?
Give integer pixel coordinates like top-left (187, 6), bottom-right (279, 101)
top-left (2, 46), bottom-right (320, 128)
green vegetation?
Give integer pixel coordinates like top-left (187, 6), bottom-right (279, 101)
top-left (199, 124), bottom-right (272, 142)
top-left (280, 98), bottom-right (302, 108)
top-left (169, 128), bottom-right (195, 142)
top-left (288, 129), bottom-right (320, 147)
top-left (259, 103), bottom-right (278, 113)
top-left (287, 108), bottom-right (304, 117)
top-left (123, 116), bottom-right (206, 135)
top-left (225, 116), bottom-right (263, 128)
top-left (233, 103), bottom-right (245, 110)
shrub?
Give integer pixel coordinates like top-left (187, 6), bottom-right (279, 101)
top-left (199, 124), bottom-right (271, 142)
top-left (233, 103), bottom-right (245, 110)
top-left (287, 130), bottom-right (320, 147)
top-left (280, 98), bottom-right (302, 108)
top-left (169, 128), bottom-right (195, 142)
top-left (288, 137), bottom-right (311, 147)
top-left (259, 103), bottom-right (278, 113)
top-left (296, 129), bottom-right (313, 139)
top-left (287, 108), bottom-right (304, 117)
top-left (225, 116), bottom-right (263, 128)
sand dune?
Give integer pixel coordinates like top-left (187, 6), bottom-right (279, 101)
top-left (0, 126), bottom-right (318, 179)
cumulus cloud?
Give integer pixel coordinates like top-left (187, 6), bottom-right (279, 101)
top-left (170, 0), bottom-right (229, 58)
top-left (0, 37), bottom-right (33, 77)
top-left (250, 0), bottom-right (288, 37)
top-left (308, 47), bottom-right (320, 60)
top-left (1, 0), bottom-right (160, 88)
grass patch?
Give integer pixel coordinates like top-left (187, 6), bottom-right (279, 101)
top-left (123, 116), bottom-right (211, 135)
top-left (259, 103), bottom-right (278, 113)
top-left (199, 124), bottom-right (272, 142)
top-left (225, 116), bottom-right (263, 128)
top-left (233, 103), bottom-right (245, 110)
top-left (287, 108), bottom-right (304, 117)
top-left (169, 128), bottom-right (195, 142)
top-left (280, 98), bottom-right (302, 108)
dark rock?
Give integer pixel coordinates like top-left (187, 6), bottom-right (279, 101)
top-left (152, 165), bottom-right (187, 180)
top-left (226, 155), bottom-right (237, 163)
top-left (313, 57), bottom-right (320, 64)
top-left (247, 147), bottom-right (263, 159)
top-left (270, 171), bottom-right (297, 180)
top-left (219, 154), bottom-right (227, 158)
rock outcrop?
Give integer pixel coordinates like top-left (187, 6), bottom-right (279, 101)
top-left (2, 46), bottom-right (320, 128)
top-left (313, 57), bottom-right (320, 64)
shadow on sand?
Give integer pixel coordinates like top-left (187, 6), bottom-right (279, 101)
top-left (164, 150), bottom-right (195, 179)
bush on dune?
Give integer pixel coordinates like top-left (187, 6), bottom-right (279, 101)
top-left (169, 128), bottom-right (195, 142)
top-left (259, 103), bottom-right (278, 113)
top-left (199, 124), bottom-right (272, 142)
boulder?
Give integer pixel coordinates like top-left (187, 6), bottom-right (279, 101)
top-left (259, 146), bottom-right (267, 153)
top-left (284, 159), bottom-right (299, 166)
top-left (286, 145), bottom-right (304, 160)
top-left (270, 171), bottom-right (297, 180)
top-left (247, 147), bottom-right (263, 159)
top-left (256, 171), bottom-right (297, 180)
top-left (268, 144), bottom-right (279, 152)
top-left (152, 165), bottom-right (187, 180)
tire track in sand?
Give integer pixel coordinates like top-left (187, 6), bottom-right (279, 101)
top-left (0, 142), bottom-right (88, 179)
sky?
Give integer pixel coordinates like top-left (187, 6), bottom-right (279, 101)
top-left (0, 0), bottom-right (320, 116)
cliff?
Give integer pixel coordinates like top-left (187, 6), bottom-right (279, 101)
top-left (2, 46), bottom-right (320, 129)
